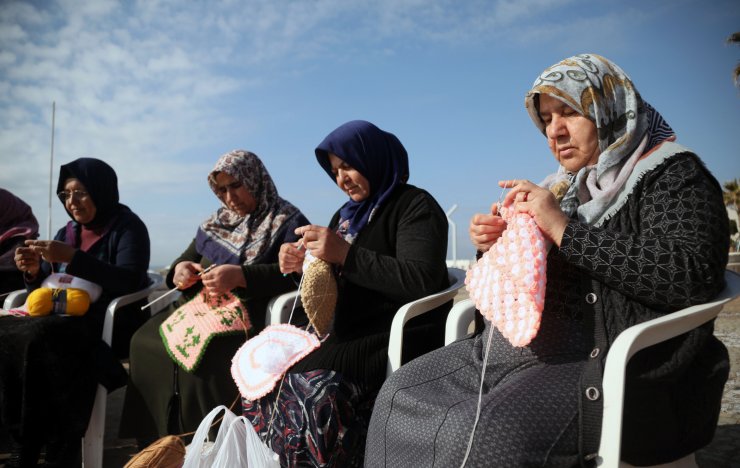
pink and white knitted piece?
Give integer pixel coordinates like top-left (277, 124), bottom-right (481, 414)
top-left (465, 209), bottom-right (547, 347)
top-left (231, 323), bottom-right (321, 401)
top-left (160, 289), bottom-right (250, 372)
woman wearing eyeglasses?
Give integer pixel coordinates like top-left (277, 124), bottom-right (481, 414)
top-left (3, 157), bottom-right (150, 467)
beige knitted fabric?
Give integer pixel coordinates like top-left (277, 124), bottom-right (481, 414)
top-left (300, 258), bottom-right (337, 336)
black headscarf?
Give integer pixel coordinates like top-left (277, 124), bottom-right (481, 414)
top-left (57, 157), bottom-right (121, 229)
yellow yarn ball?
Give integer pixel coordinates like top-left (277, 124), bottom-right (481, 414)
top-left (27, 288), bottom-right (53, 316)
top-left (26, 288), bottom-right (91, 316)
top-left (63, 288), bottom-right (90, 316)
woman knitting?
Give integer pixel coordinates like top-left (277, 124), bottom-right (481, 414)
top-left (119, 150), bottom-right (309, 447)
top-left (2, 157), bottom-right (151, 467)
top-left (365, 54), bottom-right (730, 467)
top-left (242, 120), bottom-right (450, 466)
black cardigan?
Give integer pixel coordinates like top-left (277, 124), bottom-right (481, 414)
top-left (290, 184), bottom-right (450, 390)
top-left (556, 152), bottom-right (730, 465)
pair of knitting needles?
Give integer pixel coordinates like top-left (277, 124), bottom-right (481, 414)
top-left (140, 264), bottom-right (217, 311)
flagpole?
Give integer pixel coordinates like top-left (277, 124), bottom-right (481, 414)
top-left (48, 102), bottom-right (55, 239)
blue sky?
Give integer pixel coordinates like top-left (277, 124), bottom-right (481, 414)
top-left (1, 0), bottom-right (739, 268)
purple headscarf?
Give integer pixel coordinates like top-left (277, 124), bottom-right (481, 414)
top-left (0, 188), bottom-right (39, 267)
top-left (0, 189), bottom-right (39, 243)
top-left (315, 120), bottom-right (409, 239)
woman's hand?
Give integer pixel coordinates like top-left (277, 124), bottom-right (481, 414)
top-left (172, 261), bottom-right (203, 290)
top-left (469, 202), bottom-right (508, 253)
top-left (23, 239), bottom-right (76, 265)
top-left (14, 246), bottom-right (41, 278)
top-left (279, 241), bottom-right (306, 275)
top-left (201, 264), bottom-right (245, 294)
top-left (296, 224), bottom-right (351, 266)
top-left (500, 179), bottom-right (569, 246)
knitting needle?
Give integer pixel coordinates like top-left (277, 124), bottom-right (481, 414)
top-left (140, 264), bottom-right (217, 310)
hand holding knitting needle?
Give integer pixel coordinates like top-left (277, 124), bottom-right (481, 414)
top-left (200, 264), bottom-right (246, 294)
top-left (172, 261), bottom-right (206, 290)
top-left (141, 263), bottom-right (217, 311)
top-left (278, 239), bottom-right (305, 275)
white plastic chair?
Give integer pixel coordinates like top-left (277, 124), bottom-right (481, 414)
top-left (443, 270), bottom-right (740, 468)
top-left (3, 271), bottom-right (165, 468)
top-left (82, 271), bottom-right (164, 468)
top-left (266, 267), bottom-right (468, 378)
top-left (597, 270), bottom-right (740, 468)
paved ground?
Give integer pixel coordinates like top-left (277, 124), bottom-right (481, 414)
top-left (2, 287), bottom-right (740, 467)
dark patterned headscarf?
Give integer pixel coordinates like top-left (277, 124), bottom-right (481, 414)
top-left (57, 158), bottom-right (122, 229)
top-left (525, 54), bottom-right (675, 223)
top-left (315, 120), bottom-right (409, 241)
top-left (196, 150), bottom-right (302, 265)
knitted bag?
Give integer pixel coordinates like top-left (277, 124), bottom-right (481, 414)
top-left (300, 253), bottom-right (337, 336)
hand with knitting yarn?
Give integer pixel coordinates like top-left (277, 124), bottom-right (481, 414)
top-left (278, 240), bottom-right (306, 275)
top-left (500, 179), bottom-right (569, 247)
top-left (200, 264), bottom-right (245, 294)
top-left (172, 260), bottom-right (204, 290)
top-left (296, 224), bottom-right (351, 267)
top-left (14, 246), bottom-right (41, 277)
top-left (469, 202), bottom-right (507, 253)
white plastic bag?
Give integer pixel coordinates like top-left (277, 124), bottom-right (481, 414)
top-left (183, 405), bottom-right (237, 468)
top-left (184, 405), bottom-right (280, 468)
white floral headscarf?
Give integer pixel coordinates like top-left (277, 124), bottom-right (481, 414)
top-left (526, 54), bottom-right (674, 223)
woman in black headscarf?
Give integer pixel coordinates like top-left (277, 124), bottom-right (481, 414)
top-left (241, 120), bottom-right (450, 466)
top-left (2, 157), bottom-right (150, 467)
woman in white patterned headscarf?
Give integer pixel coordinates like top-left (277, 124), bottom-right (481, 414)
top-left (366, 54), bottom-right (729, 467)
top-left (120, 150), bottom-right (310, 447)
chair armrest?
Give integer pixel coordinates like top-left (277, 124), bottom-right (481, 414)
top-left (3, 289), bottom-right (29, 309)
top-left (444, 298), bottom-right (476, 345)
top-left (266, 290), bottom-right (301, 326)
top-left (386, 268), bottom-right (467, 377)
top-left (597, 270), bottom-right (740, 467)
top-left (101, 271), bottom-right (164, 345)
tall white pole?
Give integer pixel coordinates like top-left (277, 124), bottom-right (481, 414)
top-left (445, 204), bottom-right (458, 264)
top-left (48, 102), bottom-right (55, 239)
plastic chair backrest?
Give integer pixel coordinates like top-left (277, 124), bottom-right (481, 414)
top-left (386, 267), bottom-right (467, 376)
top-left (596, 270), bottom-right (740, 468)
top-left (83, 271), bottom-right (164, 468)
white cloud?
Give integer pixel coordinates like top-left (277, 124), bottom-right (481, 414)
top-left (2, 0), bottom-right (737, 266)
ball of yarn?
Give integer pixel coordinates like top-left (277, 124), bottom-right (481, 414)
top-left (27, 288), bottom-right (54, 316)
top-left (64, 289), bottom-right (91, 316)
top-left (26, 288), bottom-right (91, 317)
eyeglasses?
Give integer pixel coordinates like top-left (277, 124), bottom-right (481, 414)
top-left (57, 190), bottom-right (89, 202)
